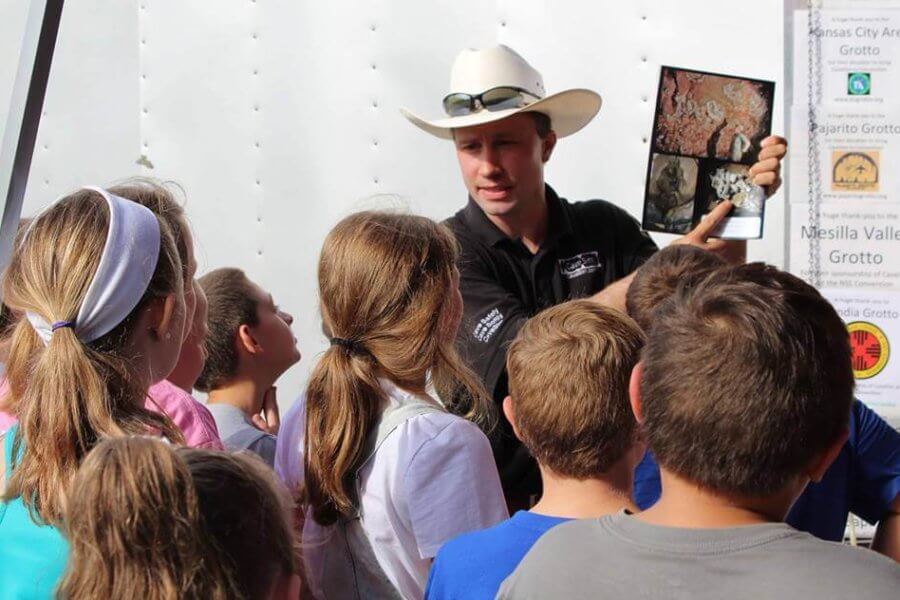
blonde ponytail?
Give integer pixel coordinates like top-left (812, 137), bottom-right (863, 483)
top-left (2, 189), bottom-right (184, 525)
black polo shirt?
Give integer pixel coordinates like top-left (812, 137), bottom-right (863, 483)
top-left (445, 184), bottom-right (657, 498)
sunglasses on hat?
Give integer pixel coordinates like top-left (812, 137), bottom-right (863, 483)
top-left (442, 86), bottom-right (541, 117)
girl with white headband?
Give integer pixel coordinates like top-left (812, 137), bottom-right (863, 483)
top-left (0, 186), bottom-right (187, 599)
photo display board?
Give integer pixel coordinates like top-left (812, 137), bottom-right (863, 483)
top-left (643, 66), bottom-right (774, 239)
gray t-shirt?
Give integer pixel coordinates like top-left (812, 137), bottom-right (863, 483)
top-left (498, 510), bottom-right (900, 600)
top-left (206, 403), bottom-right (276, 466)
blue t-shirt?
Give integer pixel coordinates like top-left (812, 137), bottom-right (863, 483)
top-left (0, 425), bottom-right (70, 599)
top-left (424, 511), bottom-right (569, 600)
top-left (633, 400), bottom-right (900, 541)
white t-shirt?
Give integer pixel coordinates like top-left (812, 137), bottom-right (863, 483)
top-left (275, 380), bottom-right (508, 600)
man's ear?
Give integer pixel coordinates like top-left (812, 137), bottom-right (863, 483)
top-left (237, 324), bottom-right (263, 356)
top-left (541, 130), bottom-right (557, 163)
top-left (806, 426), bottom-right (849, 483)
top-left (502, 395), bottom-right (524, 441)
top-left (148, 293), bottom-right (179, 341)
top-left (629, 361), bottom-right (645, 424)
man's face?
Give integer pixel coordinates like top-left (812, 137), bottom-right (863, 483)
top-left (453, 113), bottom-right (555, 221)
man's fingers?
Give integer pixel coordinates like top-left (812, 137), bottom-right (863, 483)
top-left (748, 157), bottom-right (780, 177)
top-left (760, 135), bottom-right (788, 148)
top-left (689, 201), bottom-right (733, 240)
top-left (753, 172), bottom-right (778, 188)
top-left (757, 144), bottom-right (787, 161)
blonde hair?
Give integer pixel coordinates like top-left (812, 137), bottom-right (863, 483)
top-left (507, 300), bottom-right (645, 477)
top-left (60, 437), bottom-right (298, 600)
top-left (304, 211), bottom-right (493, 525)
top-left (1, 189), bottom-right (184, 525)
top-left (109, 178), bottom-right (192, 284)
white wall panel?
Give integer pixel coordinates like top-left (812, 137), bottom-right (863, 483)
top-left (0, 0), bottom-right (785, 406)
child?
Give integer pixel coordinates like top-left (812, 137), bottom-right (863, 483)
top-left (500, 264), bottom-right (900, 598)
top-left (110, 180), bottom-right (224, 450)
top-left (425, 300), bottom-right (645, 599)
top-left (59, 436), bottom-right (300, 600)
top-left (628, 246), bottom-right (900, 559)
top-left (275, 211), bottom-right (507, 599)
top-left (196, 267), bottom-right (300, 465)
top-left (0, 186), bottom-right (186, 598)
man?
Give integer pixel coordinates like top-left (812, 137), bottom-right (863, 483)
top-left (401, 45), bottom-right (787, 501)
top-left (498, 264), bottom-right (900, 598)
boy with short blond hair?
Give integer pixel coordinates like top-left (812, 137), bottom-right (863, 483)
top-left (500, 264), bottom-right (900, 599)
top-left (425, 300), bottom-right (645, 600)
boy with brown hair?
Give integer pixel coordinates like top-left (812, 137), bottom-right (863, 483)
top-left (500, 264), bottom-right (900, 599)
top-left (197, 268), bottom-right (300, 466)
top-left (425, 300), bottom-right (645, 600)
top-left (628, 247), bottom-right (900, 558)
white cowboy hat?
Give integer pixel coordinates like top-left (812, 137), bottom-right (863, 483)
top-left (400, 45), bottom-right (602, 139)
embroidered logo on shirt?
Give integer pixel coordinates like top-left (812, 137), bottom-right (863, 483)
top-left (559, 251), bottom-right (602, 279)
top-left (474, 308), bottom-right (504, 343)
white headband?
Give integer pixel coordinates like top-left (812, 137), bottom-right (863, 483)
top-left (26, 186), bottom-right (162, 344)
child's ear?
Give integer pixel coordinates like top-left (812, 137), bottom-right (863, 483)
top-left (237, 324), bottom-right (263, 355)
top-left (147, 293), bottom-right (179, 342)
top-left (629, 361), bottom-right (645, 424)
top-left (805, 426), bottom-right (849, 483)
top-left (502, 396), bottom-right (523, 441)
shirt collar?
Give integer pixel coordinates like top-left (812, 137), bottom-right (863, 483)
top-left (461, 184), bottom-right (574, 249)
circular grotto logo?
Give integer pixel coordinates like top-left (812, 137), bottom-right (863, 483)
top-left (848, 72), bottom-right (871, 96)
top-left (847, 321), bottom-right (889, 379)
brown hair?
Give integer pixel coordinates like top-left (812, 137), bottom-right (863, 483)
top-left (60, 437), bottom-right (297, 600)
top-left (640, 263), bottom-right (855, 496)
top-left (526, 111), bottom-right (552, 138)
top-left (1, 189), bottom-right (184, 525)
top-left (626, 245), bottom-right (726, 332)
top-left (507, 300), bottom-right (645, 477)
top-left (303, 211), bottom-right (494, 525)
top-left (194, 268), bottom-right (260, 392)
top-left (183, 446), bottom-right (297, 599)
top-left (109, 179), bottom-right (192, 283)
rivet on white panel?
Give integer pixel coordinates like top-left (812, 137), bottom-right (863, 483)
top-left (372, 101), bottom-right (378, 109)
top-left (370, 24), bottom-right (377, 32)
top-left (641, 56), bottom-right (648, 63)
top-left (373, 140), bottom-right (379, 148)
top-left (374, 177), bottom-right (379, 184)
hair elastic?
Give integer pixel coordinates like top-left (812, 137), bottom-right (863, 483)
top-left (50, 321), bottom-right (75, 332)
top-left (330, 337), bottom-right (365, 355)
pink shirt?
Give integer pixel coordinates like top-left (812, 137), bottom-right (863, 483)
top-left (0, 378), bottom-right (16, 433)
top-left (145, 379), bottom-right (224, 450)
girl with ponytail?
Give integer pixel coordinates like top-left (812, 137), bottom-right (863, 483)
top-left (59, 436), bottom-right (300, 600)
top-left (275, 211), bottom-right (506, 599)
top-left (0, 187), bottom-right (187, 598)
